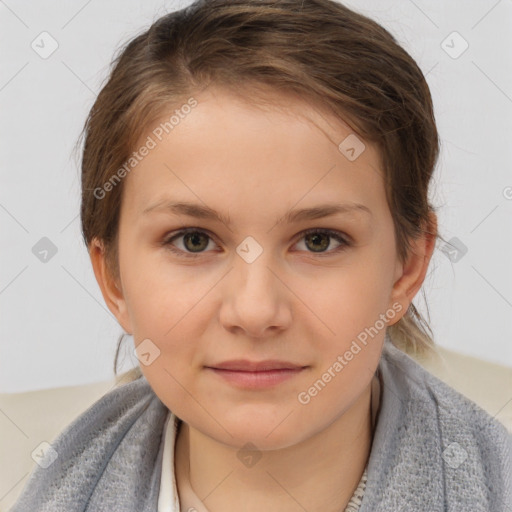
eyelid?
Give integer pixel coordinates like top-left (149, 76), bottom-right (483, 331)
top-left (162, 226), bottom-right (352, 258)
top-left (162, 227), bottom-right (219, 257)
top-left (296, 227), bottom-right (352, 245)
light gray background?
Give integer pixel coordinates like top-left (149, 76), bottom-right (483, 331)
top-left (1, 0), bottom-right (511, 393)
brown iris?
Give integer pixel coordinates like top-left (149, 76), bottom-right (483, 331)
top-left (304, 232), bottom-right (329, 252)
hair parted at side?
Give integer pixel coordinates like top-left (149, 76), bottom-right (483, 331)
top-left (76, 0), bottom-right (447, 384)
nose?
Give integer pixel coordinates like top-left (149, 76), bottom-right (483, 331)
top-left (219, 250), bottom-right (292, 338)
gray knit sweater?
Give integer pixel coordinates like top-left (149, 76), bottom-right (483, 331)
top-left (9, 339), bottom-right (512, 511)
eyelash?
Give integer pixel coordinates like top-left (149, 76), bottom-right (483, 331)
top-left (161, 227), bottom-right (352, 259)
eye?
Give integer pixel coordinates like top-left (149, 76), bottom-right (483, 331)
top-left (162, 228), bottom-right (218, 258)
top-left (292, 228), bottom-right (351, 256)
top-left (162, 227), bottom-right (351, 258)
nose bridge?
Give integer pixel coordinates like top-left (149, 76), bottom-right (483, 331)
top-left (220, 238), bottom-right (290, 335)
top-left (233, 240), bottom-right (278, 300)
top-left (219, 230), bottom-right (294, 339)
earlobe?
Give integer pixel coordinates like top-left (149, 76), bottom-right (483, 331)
top-left (89, 238), bottom-right (133, 334)
top-left (388, 212), bottom-right (437, 322)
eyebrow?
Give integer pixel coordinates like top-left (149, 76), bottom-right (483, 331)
top-left (142, 200), bottom-right (372, 226)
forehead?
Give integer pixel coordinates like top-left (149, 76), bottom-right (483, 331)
top-left (122, 85), bottom-right (385, 217)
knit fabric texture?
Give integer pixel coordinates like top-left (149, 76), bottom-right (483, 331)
top-left (9, 334), bottom-right (512, 511)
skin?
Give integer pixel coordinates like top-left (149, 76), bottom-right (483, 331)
top-left (90, 85), bottom-right (437, 512)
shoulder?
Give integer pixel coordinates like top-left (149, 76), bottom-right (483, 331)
top-left (413, 343), bottom-right (512, 433)
top-left (366, 340), bottom-right (512, 509)
top-left (380, 340), bottom-right (512, 487)
top-left (9, 374), bottom-right (169, 511)
top-left (381, 340), bottom-right (511, 438)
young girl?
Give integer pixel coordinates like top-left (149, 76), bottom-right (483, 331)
top-left (10, 0), bottom-right (511, 511)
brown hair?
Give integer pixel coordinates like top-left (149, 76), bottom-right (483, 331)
top-left (77, 0), bottom-right (446, 382)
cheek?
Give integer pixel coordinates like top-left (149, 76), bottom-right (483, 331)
top-left (121, 264), bottom-right (206, 393)
top-left (306, 260), bottom-right (394, 337)
top-left (121, 247), bottom-right (210, 334)
top-left (295, 275), bottom-right (387, 424)
top-left (297, 254), bottom-right (395, 375)
top-left (135, 325), bottom-right (203, 418)
top-left (298, 335), bottom-right (383, 408)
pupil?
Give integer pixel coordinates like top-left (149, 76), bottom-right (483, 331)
top-left (184, 232), bottom-right (208, 252)
top-left (307, 233), bottom-right (328, 252)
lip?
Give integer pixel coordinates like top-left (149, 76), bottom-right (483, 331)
top-left (206, 359), bottom-right (306, 371)
top-left (205, 360), bottom-right (308, 389)
top-left (206, 367), bottom-right (306, 389)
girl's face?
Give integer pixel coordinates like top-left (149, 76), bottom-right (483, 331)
top-left (92, 86), bottom-right (433, 450)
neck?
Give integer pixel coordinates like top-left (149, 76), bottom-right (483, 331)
top-left (175, 378), bottom-right (375, 512)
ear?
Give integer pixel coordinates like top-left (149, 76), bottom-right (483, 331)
top-left (89, 237), bottom-right (133, 334)
top-left (388, 211), bottom-right (437, 324)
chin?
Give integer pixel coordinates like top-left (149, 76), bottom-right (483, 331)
top-left (204, 415), bottom-right (309, 452)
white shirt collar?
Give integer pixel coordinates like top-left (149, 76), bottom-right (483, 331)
top-left (157, 411), bottom-right (181, 512)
